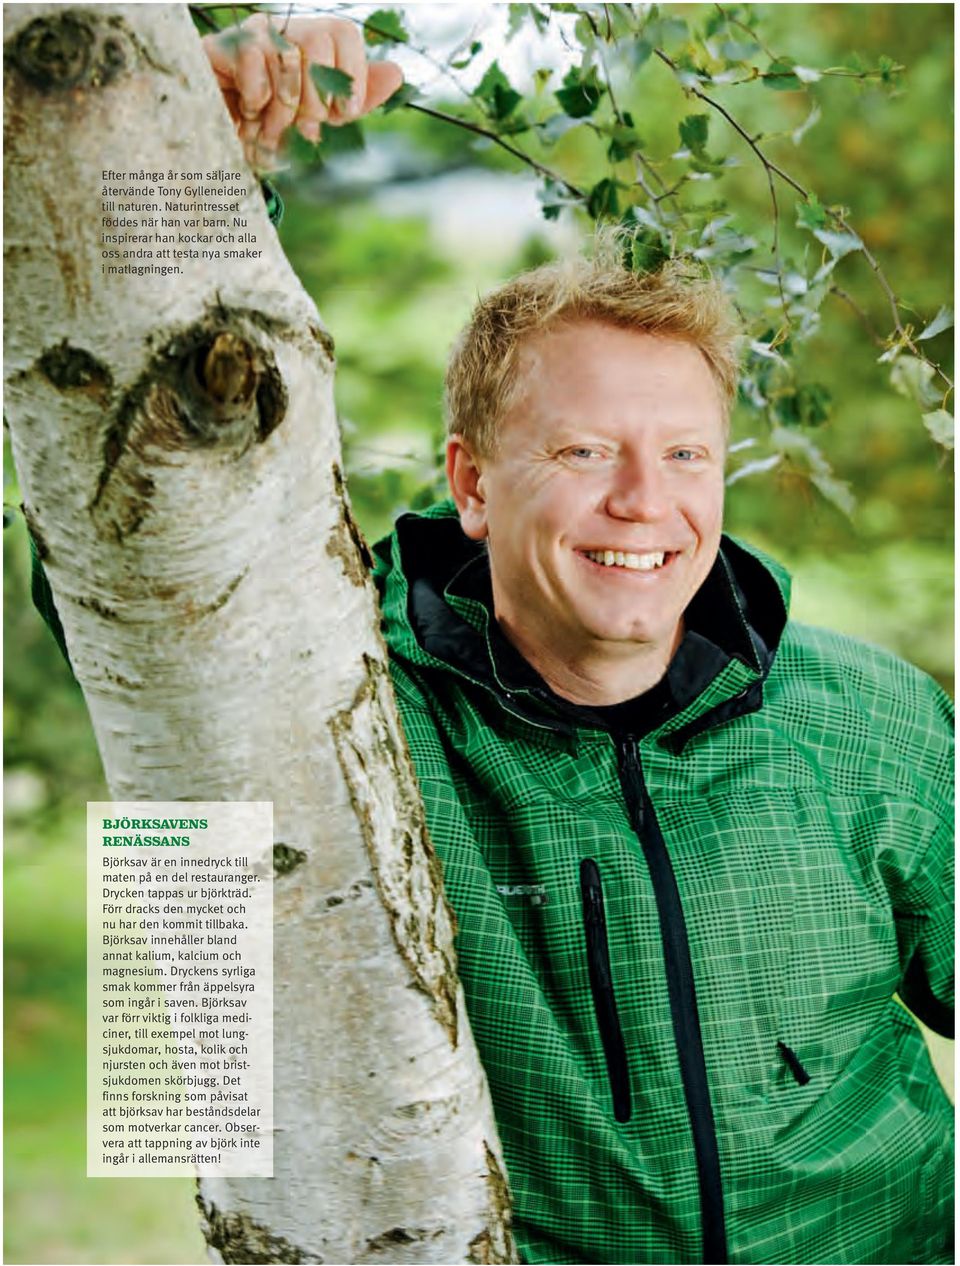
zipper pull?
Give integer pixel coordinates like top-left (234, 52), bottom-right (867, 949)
top-left (619, 734), bottom-right (641, 772)
top-left (777, 1040), bottom-right (811, 1086)
top-left (617, 736), bottom-right (645, 834)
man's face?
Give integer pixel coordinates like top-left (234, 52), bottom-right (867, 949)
top-left (448, 320), bottom-right (727, 673)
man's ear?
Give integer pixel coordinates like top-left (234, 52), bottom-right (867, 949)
top-left (446, 436), bottom-right (489, 541)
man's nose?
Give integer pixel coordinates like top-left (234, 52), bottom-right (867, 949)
top-left (603, 456), bottom-right (669, 522)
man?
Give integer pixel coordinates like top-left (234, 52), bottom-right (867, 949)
top-left (199, 23), bottom-right (955, 1264)
top-left (371, 259), bottom-right (953, 1266)
top-left (38, 17), bottom-right (956, 1265)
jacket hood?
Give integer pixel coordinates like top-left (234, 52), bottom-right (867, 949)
top-left (373, 499), bottom-right (791, 744)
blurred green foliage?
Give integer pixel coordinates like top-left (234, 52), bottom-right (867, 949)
top-left (4, 4), bottom-right (952, 1262)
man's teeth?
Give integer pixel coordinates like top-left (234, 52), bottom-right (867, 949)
top-left (583, 549), bottom-right (667, 571)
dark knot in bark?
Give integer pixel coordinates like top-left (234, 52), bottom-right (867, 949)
top-left (9, 13), bottom-right (129, 92)
top-left (38, 342), bottom-right (113, 401)
top-left (196, 333), bottom-right (256, 409)
top-left (90, 310), bottom-right (290, 541)
top-left (195, 1191), bottom-right (308, 1264)
top-left (184, 329), bottom-right (286, 444)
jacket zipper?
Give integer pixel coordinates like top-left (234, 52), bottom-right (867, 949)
top-left (617, 735), bottom-right (728, 1266)
top-left (579, 858), bottom-right (632, 1123)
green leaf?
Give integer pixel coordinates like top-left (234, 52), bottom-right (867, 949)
top-left (679, 113), bottom-right (709, 156)
top-left (310, 64), bottom-right (354, 102)
top-left (812, 226), bottom-right (862, 258)
top-left (554, 65), bottom-right (605, 118)
top-left (586, 178), bottom-right (620, 220)
top-left (645, 15), bottom-right (688, 45)
top-left (451, 42), bottom-right (483, 69)
top-left (720, 38), bottom-right (760, 61)
top-left (692, 225), bottom-right (755, 263)
top-left (673, 52), bottom-right (709, 87)
top-left (764, 57), bottom-right (802, 90)
top-left (364, 9), bottom-right (408, 44)
top-left (922, 409), bottom-right (954, 449)
top-left (770, 426), bottom-right (855, 517)
top-left (627, 38), bottom-right (654, 70)
top-left (381, 82), bottom-right (420, 113)
top-left (689, 155), bottom-right (728, 176)
top-left (266, 25), bottom-right (293, 52)
top-left (537, 177), bottom-right (578, 221)
top-left (3, 507), bottom-right (17, 530)
top-left (574, 14), bottom-right (597, 47)
top-left (214, 27), bottom-right (252, 55)
top-left (538, 112), bottom-right (584, 144)
top-left (796, 194), bottom-right (827, 231)
top-left (317, 121), bottom-right (365, 155)
top-left (498, 112), bottom-right (532, 137)
top-left (774, 393), bottom-right (801, 428)
top-left (507, 4), bottom-right (527, 39)
top-left (918, 306), bottom-right (953, 341)
top-left (809, 470), bottom-right (855, 518)
top-left (476, 61), bottom-right (523, 120)
top-left (796, 383), bottom-right (832, 426)
top-left (607, 124), bottom-right (642, 162)
top-left (625, 229), bottom-right (669, 274)
top-left (889, 355), bottom-right (941, 409)
top-left (509, 0), bottom-right (549, 34)
top-left (605, 6), bottom-right (639, 40)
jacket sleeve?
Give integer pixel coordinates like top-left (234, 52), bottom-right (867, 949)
top-left (896, 813), bottom-right (953, 1038)
top-left (891, 675), bottom-right (954, 1039)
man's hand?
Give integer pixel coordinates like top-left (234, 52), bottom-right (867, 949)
top-left (202, 14), bottom-right (404, 166)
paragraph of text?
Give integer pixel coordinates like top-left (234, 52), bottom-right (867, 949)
top-left (100, 168), bottom-right (264, 278)
top-left (87, 801), bottom-right (273, 1176)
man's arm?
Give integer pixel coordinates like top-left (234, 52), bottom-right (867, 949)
top-left (897, 813), bottom-right (954, 1039)
top-left (890, 677), bottom-right (954, 1040)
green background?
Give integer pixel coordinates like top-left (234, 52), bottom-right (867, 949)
top-left (4, 4), bottom-right (952, 1262)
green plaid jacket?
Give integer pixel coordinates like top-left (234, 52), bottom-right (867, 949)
top-left (374, 501), bottom-right (954, 1266)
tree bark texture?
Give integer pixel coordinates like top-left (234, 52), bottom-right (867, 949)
top-left (3, 6), bottom-right (516, 1262)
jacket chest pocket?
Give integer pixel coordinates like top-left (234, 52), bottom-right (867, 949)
top-left (660, 788), bottom-right (901, 1106)
top-left (771, 793), bottom-right (902, 1098)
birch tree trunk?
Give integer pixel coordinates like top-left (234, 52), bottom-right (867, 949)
top-left (3, 5), bottom-right (515, 1261)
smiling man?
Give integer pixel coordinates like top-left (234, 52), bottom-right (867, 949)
top-left (447, 319), bottom-right (727, 705)
top-left (373, 251), bottom-right (954, 1266)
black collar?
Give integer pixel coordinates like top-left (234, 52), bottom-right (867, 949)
top-left (445, 549), bottom-right (759, 737)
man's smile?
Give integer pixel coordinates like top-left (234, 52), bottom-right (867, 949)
top-left (577, 548), bottom-right (681, 573)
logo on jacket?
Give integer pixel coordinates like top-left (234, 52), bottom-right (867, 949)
top-left (496, 883), bottom-right (549, 908)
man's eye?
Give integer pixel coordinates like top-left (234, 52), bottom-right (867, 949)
top-left (670, 448), bottom-right (701, 461)
top-left (566, 446), bottom-right (603, 460)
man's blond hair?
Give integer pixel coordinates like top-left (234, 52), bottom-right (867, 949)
top-left (445, 240), bottom-right (742, 456)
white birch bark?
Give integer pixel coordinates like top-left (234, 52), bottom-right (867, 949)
top-left (3, 5), bottom-right (515, 1261)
